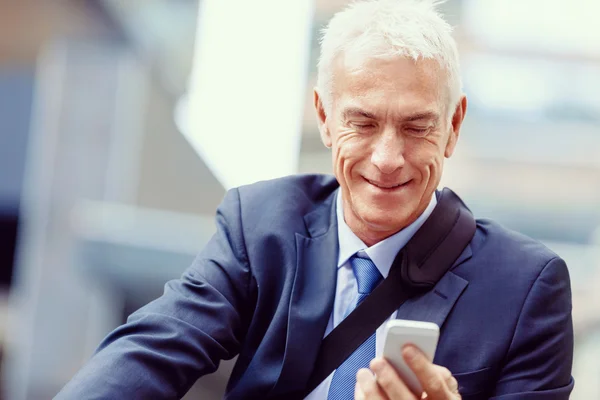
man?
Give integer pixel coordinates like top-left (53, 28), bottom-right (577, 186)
top-left (57, 0), bottom-right (574, 399)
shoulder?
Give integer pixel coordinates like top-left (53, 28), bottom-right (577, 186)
top-left (474, 218), bottom-right (559, 264)
top-left (235, 174), bottom-right (338, 217)
top-left (220, 174), bottom-right (338, 233)
top-left (463, 218), bottom-right (564, 283)
top-left (453, 217), bottom-right (570, 325)
top-left (237, 173), bottom-right (338, 203)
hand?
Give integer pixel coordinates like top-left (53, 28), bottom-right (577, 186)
top-left (355, 345), bottom-right (461, 400)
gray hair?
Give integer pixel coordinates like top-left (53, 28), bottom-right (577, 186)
top-left (317, 0), bottom-right (462, 118)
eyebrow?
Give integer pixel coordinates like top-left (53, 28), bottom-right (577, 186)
top-left (341, 108), bottom-right (440, 123)
top-left (342, 107), bottom-right (378, 120)
top-left (401, 111), bottom-right (440, 122)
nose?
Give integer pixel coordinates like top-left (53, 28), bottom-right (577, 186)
top-left (370, 129), bottom-right (405, 174)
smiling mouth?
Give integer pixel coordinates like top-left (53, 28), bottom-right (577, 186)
top-left (365, 178), bottom-right (410, 190)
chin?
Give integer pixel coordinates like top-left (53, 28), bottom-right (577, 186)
top-left (359, 209), bottom-right (410, 233)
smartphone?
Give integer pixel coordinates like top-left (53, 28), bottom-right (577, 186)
top-left (381, 319), bottom-right (440, 395)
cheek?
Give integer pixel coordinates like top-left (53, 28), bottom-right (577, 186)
top-left (333, 136), bottom-right (367, 176)
top-left (405, 140), bottom-right (445, 176)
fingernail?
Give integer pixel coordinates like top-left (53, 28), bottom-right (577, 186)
top-left (403, 345), bottom-right (418, 361)
top-left (356, 368), bottom-right (374, 381)
top-left (370, 358), bottom-right (384, 373)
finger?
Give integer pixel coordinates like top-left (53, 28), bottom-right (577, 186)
top-left (355, 381), bottom-right (366, 400)
top-left (356, 368), bottom-right (388, 400)
top-left (434, 366), bottom-right (459, 396)
top-left (370, 358), bottom-right (418, 400)
top-left (446, 375), bottom-right (459, 394)
top-left (436, 365), bottom-right (453, 381)
top-left (403, 345), bottom-right (451, 399)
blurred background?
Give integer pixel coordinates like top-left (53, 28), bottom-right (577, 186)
top-left (0, 0), bottom-right (598, 398)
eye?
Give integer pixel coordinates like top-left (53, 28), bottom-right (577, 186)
top-left (351, 122), bottom-right (376, 130)
top-left (406, 127), bottom-right (430, 136)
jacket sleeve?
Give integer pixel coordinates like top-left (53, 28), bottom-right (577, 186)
top-left (490, 257), bottom-right (575, 399)
top-left (56, 188), bottom-right (254, 399)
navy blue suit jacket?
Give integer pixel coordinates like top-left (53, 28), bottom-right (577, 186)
top-left (57, 174), bottom-right (574, 399)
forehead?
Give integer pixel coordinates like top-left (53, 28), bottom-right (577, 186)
top-left (332, 54), bottom-right (446, 115)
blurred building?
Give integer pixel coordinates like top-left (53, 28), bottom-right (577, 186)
top-left (0, 0), bottom-right (598, 399)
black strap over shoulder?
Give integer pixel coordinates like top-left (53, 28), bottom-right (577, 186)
top-left (281, 188), bottom-right (476, 400)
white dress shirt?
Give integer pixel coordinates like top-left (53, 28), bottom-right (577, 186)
top-left (305, 189), bottom-right (437, 399)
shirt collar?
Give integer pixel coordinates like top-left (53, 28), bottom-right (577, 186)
top-left (335, 189), bottom-right (438, 279)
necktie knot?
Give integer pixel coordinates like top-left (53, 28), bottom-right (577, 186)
top-left (350, 254), bottom-right (383, 294)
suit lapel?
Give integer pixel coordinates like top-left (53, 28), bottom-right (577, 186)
top-left (396, 244), bottom-right (472, 328)
top-left (270, 191), bottom-right (339, 394)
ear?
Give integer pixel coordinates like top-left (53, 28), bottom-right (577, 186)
top-left (445, 95), bottom-right (467, 158)
top-left (314, 88), bottom-right (332, 148)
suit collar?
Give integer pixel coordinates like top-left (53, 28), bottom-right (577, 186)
top-left (395, 243), bottom-right (472, 336)
top-left (396, 189), bottom-right (475, 328)
top-left (303, 188), bottom-right (338, 238)
top-left (269, 190), bottom-right (339, 395)
top-left (396, 268), bottom-right (469, 338)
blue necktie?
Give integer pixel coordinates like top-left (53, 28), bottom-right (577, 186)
top-left (327, 254), bottom-right (383, 400)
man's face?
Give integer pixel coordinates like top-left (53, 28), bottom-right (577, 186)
top-left (315, 55), bottom-right (466, 245)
